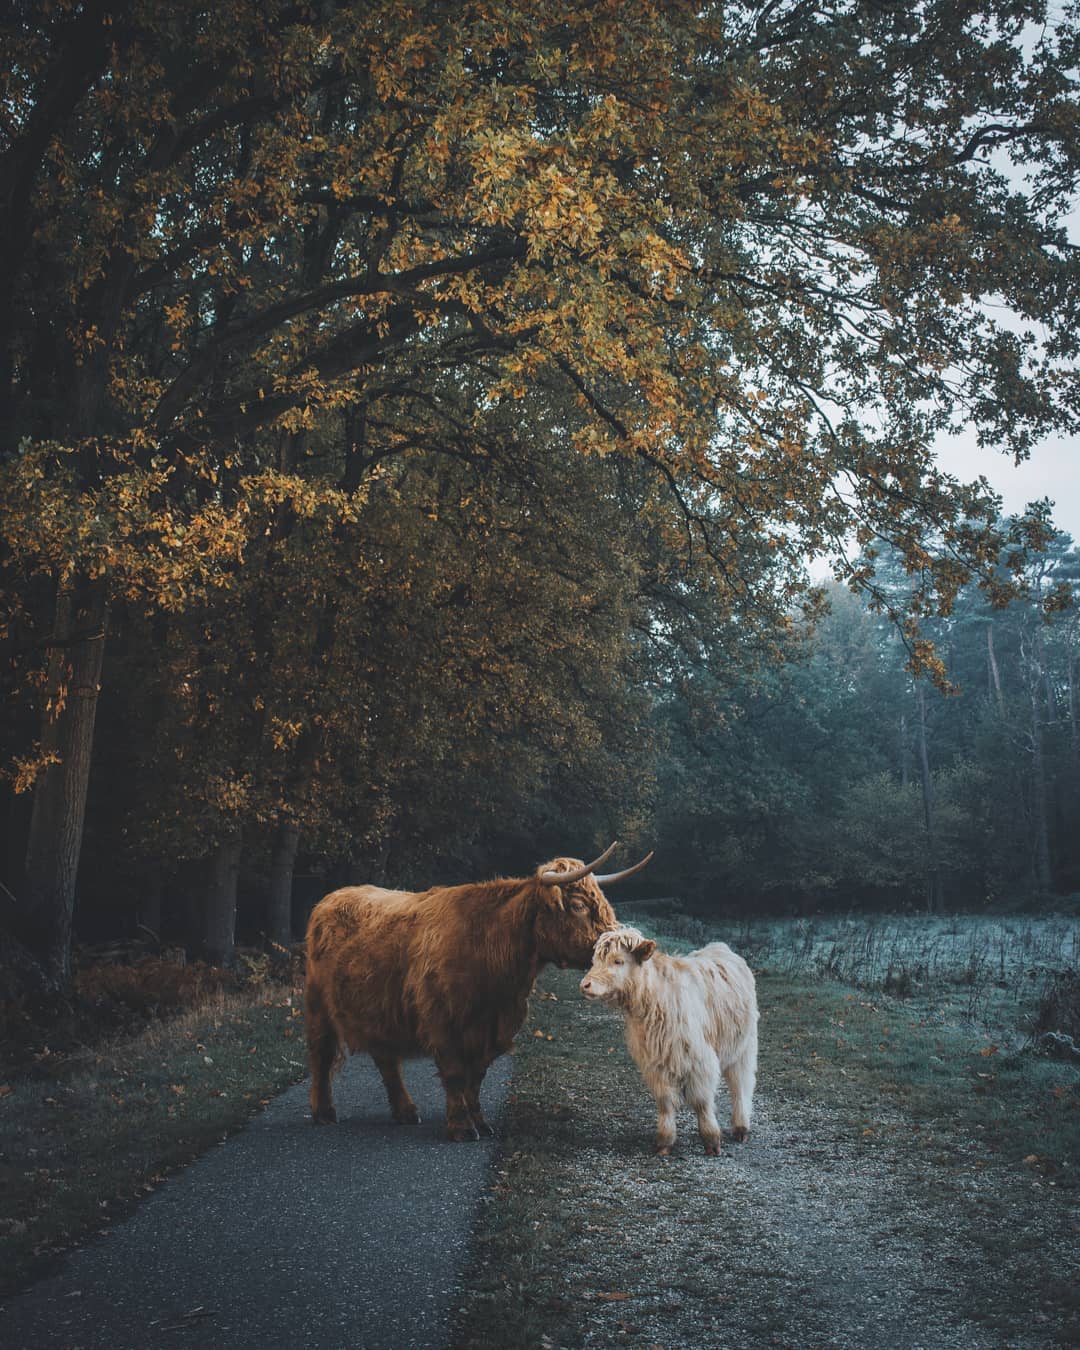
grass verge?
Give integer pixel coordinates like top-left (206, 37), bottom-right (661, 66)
top-left (0, 984), bottom-right (307, 1297)
top-left (453, 923), bottom-right (1078, 1350)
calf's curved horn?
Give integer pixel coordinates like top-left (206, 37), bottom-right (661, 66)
top-left (594, 850), bottom-right (655, 886)
top-left (539, 841), bottom-right (619, 886)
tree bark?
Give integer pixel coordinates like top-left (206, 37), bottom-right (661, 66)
top-left (914, 680), bottom-right (943, 914)
top-left (986, 623), bottom-right (1005, 715)
top-left (1029, 679), bottom-right (1053, 895)
top-left (21, 575), bottom-right (108, 988)
top-left (202, 833), bottom-right (242, 966)
top-left (135, 864), bottom-right (163, 947)
top-left (266, 819), bottom-right (300, 948)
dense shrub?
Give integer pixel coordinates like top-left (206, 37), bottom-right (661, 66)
top-left (1031, 969), bottom-right (1080, 1058)
top-left (74, 956), bottom-right (236, 1017)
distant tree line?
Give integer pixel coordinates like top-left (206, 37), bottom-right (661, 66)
top-left (651, 530), bottom-right (1080, 914)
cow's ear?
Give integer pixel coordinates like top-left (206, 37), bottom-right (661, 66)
top-left (634, 939), bottom-right (656, 963)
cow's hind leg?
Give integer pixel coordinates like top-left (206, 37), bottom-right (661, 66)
top-left (724, 1033), bottom-right (757, 1143)
top-left (372, 1053), bottom-right (421, 1125)
top-left (463, 1059), bottom-right (494, 1137)
top-left (434, 1049), bottom-right (479, 1142)
top-left (305, 982), bottom-right (342, 1124)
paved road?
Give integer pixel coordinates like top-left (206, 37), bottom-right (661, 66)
top-left (0, 1053), bottom-right (512, 1350)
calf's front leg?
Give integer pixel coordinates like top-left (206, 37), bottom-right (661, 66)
top-left (652, 1084), bottom-right (678, 1156)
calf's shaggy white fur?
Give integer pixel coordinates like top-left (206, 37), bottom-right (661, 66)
top-left (580, 926), bottom-right (758, 1156)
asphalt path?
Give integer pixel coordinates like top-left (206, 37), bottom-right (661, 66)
top-left (0, 1052), bottom-right (512, 1350)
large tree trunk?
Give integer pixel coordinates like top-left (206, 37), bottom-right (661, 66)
top-left (915, 680), bottom-right (943, 914)
top-left (21, 575), bottom-right (108, 988)
top-left (986, 623), bottom-right (1005, 715)
top-left (135, 864), bottom-right (164, 947)
top-left (202, 833), bottom-right (242, 966)
top-left (1029, 680), bottom-right (1053, 895)
top-left (266, 819), bottom-right (300, 948)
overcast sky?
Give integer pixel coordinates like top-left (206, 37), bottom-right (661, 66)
top-left (936, 428), bottom-right (1078, 541)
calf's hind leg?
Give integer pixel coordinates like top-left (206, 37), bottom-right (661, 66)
top-left (723, 1033), bottom-right (757, 1143)
top-left (305, 982), bottom-right (342, 1124)
top-left (372, 1052), bottom-right (421, 1125)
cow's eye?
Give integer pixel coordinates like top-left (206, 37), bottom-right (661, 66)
top-left (570, 898), bottom-right (589, 914)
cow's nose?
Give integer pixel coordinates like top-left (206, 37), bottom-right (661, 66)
top-left (580, 977), bottom-right (592, 994)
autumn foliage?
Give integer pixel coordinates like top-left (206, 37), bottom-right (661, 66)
top-left (0, 1), bottom-right (1076, 982)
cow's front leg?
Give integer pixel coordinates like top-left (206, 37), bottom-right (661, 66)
top-left (464, 1059), bottom-right (494, 1137)
top-left (435, 1050), bottom-right (479, 1142)
top-left (372, 1053), bottom-right (420, 1125)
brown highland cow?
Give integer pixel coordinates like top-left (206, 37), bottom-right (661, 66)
top-left (304, 843), bottom-right (651, 1140)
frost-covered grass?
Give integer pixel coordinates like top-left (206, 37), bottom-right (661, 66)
top-left (627, 907), bottom-right (1079, 1048)
top-left (455, 912), bottom-right (1079, 1350)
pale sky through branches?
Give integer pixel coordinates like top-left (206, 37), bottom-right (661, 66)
top-left (936, 429), bottom-right (1079, 540)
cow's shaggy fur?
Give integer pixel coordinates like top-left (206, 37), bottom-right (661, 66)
top-left (304, 860), bottom-right (618, 1141)
top-left (581, 926), bottom-right (758, 1155)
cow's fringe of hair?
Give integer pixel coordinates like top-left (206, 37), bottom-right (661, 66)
top-left (592, 926), bottom-right (647, 960)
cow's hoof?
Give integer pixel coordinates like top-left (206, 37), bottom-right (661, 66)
top-left (730, 1127), bottom-right (749, 1144)
top-left (393, 1107), bottom-right (421, 1125)
top-left (447, 1123), bottom-right (480, 1143)
top-left (471, 1117), bottom-right (495, 1137)
top-left (703, 1140), bottom-right (722, 1156)
top-left (312, 1107), bottom-right (337, 1124)
top-left (654, 1142), bottom-right (673, 1157)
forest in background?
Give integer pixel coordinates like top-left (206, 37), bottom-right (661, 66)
top-left (654, 535), bottom-right (1080, 914)
top-left (1, 1), bottom-right (1078, 989)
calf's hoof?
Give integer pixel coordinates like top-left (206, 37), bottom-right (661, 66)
top-left (447, 1123), bottom-right (481, 1143)
top-left (703, 1139), bottom-right (722, 1157)
top-left (654, 1142), bottom-right (673, 1157)
top-left (730, 1127), bottom-right (749, 1144)
top-left (311, 1106), bottom-right (337, 1125)
top-left (471, 1116), bottom-right (494, 1137)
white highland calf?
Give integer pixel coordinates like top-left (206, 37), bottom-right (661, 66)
top-left (580, 927), bottom-right (759, 1156)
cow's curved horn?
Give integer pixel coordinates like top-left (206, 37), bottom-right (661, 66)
top-left (539, 841), bottom-right (619, 886)
top-left (594, 851), bottom-right (655, 886)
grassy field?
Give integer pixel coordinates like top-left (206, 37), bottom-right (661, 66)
top-left (0, 972), bottom-right (307, 1297)
top-left (453, 911), bottom-right (1079, 1350)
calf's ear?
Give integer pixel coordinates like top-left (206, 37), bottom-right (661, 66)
top-left (634, 939), bottom-right (656, 963)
